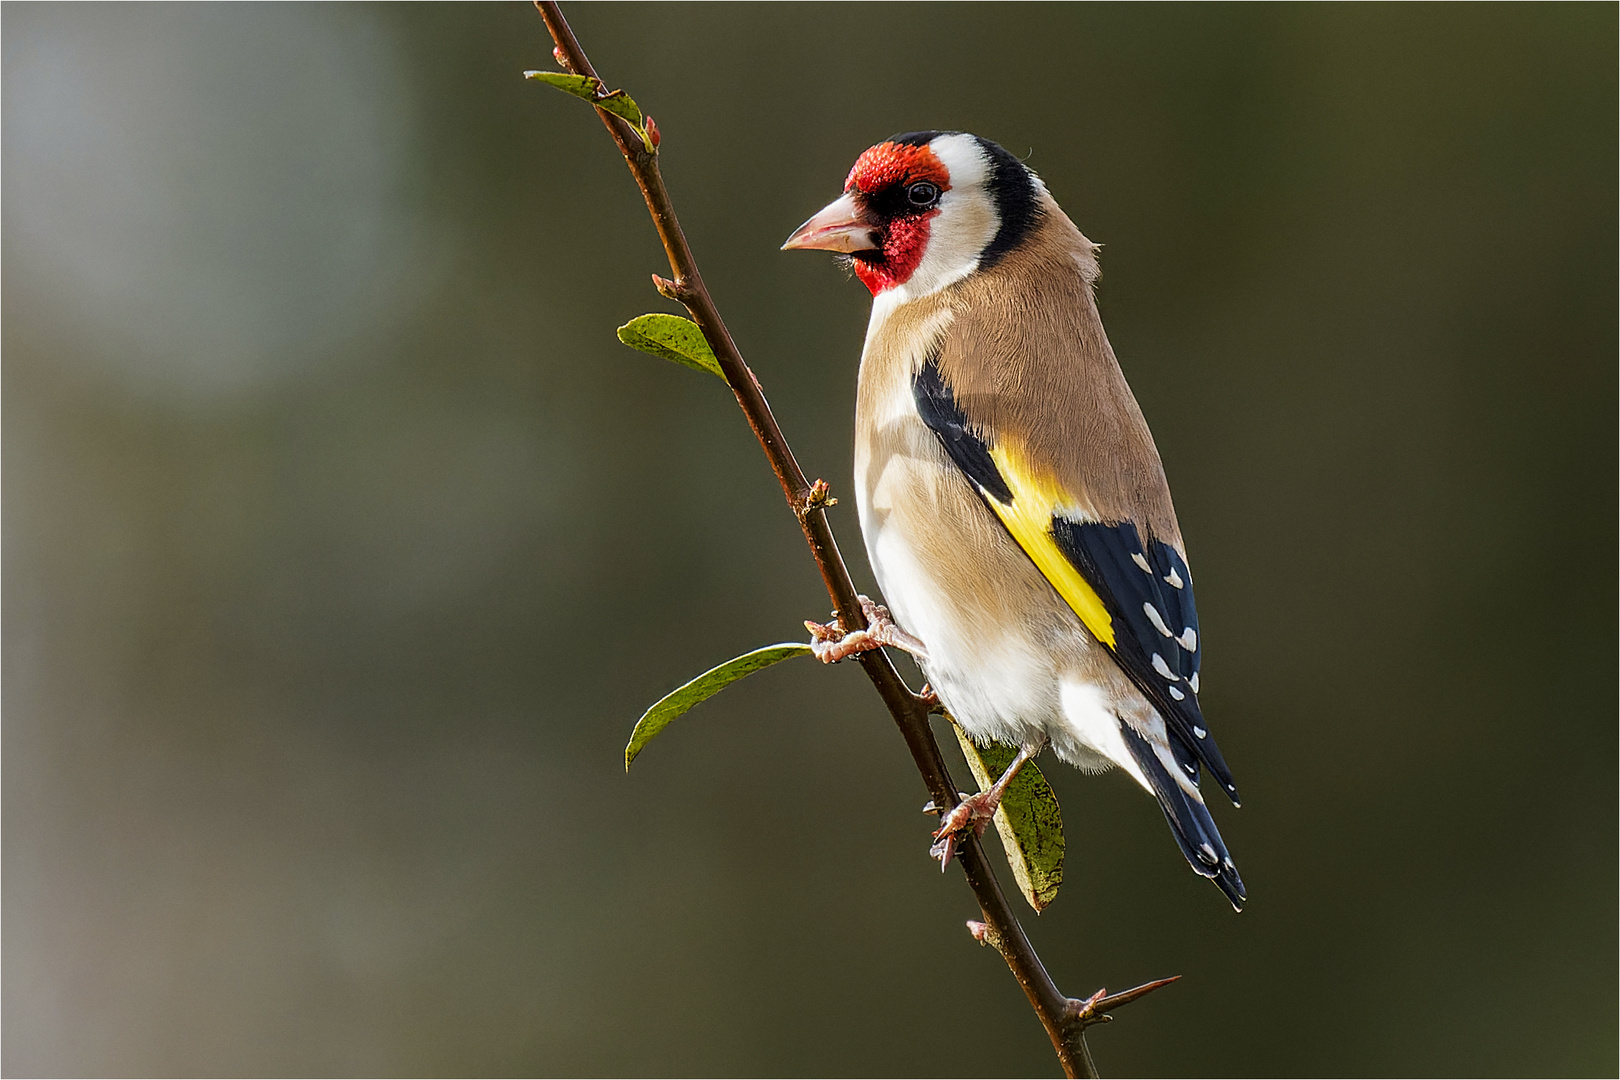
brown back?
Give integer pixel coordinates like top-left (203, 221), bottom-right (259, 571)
top-left (935, 195), bottom-right (1184, 551)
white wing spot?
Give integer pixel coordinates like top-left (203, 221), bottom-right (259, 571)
top-left (1151, 653), bottom-right (1175, 679)
top-left (1130, 552), bottom-right (1152, 573)
top-left (1142, 602), bottom-right (1173, 637)
top-left (1168, 685), bottom-right (1186, 701)
top-left (1177, 628), bottom-right (1198, 652)
top-left (1193, 725), bottom-right (1206, 739)
top-left (1189, 672), bottom-right (1200, 694)
top-left (1163, 567), bottom-right (1184, 589)
top-left (1197, 842), bottom-right (1218, 865)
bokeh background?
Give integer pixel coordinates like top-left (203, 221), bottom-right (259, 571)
top-left (5, 3), bottom-right (1615, 1076)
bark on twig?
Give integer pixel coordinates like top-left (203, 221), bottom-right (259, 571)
top-left (532, 5), bottom-right (1176, 1073)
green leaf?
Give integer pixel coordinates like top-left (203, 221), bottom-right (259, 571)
top-left (524, 71), bottom-right (656, 153)
top-left (616, 314), bottom-right (725, 380)
top-left (626, 643), bottom-right (812, 770)
top-left (593, 89), bottom-right (647, 134)
top-left (951, 722), bottom-right (1065, 911)
top-left (523, 71), bottom-right (601, 101)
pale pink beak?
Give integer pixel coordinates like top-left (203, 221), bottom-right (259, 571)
top-left (781, 192), bottom-right (880, 253)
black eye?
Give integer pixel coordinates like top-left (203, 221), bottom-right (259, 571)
top-left (906, 182), bottom-right (941, 207)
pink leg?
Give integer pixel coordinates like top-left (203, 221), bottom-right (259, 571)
top-left (928, 738), bottom-right (1047, 869)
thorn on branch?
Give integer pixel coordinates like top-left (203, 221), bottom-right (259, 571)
top-left (1095, 975), bottom-right (1181, 1012)
top-left (1062, 975), bottom-right (1181, 1030)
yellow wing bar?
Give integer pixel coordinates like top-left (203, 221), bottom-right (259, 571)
top-left (985, 444), bottom-right (1117, 651)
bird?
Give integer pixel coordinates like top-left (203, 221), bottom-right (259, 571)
top-left (782, 131), bottom-right (1245, 910)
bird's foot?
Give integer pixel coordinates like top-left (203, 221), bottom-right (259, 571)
top-left (927, 789), bottom-right (1002, 869)
top-left (924, 737), bottom-right (1047, 869)
top-left (805, 595), bottom-right (929, 664)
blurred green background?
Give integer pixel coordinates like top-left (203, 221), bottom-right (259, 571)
top-left (4, 3), bottom-right (1615, 1076)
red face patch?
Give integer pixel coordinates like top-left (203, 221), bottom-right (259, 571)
top-left (844, 141), bottom-right (952, 295)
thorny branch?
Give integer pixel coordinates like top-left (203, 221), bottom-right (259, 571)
top-left (532, 4), bottom-right (1175, 1074)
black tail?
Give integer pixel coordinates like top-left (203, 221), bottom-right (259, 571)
top-left (1121, 723), bottom-right (1246, 910)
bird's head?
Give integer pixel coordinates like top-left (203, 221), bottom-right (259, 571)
top-left (783, 131), bottom-right (1043, 300)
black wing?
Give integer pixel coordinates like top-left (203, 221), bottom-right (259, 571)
top-left (1051, 519), bottom-right (1240, 806)
top-left (913, 357), bottom-right (1240, 805)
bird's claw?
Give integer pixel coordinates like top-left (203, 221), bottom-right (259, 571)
top-left (805, 595), bottom-right (929, 664)
top-left (927, 790), bottom-right (1001, 870)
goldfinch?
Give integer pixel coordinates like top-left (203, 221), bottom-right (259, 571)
top-left (784, 132), bottom-right (1245, 910)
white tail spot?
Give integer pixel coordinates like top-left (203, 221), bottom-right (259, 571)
top-left (1189, 672), bottom-right (1200, 694)
top-left (1177, 628), bottom-right (1198, 652)
top-left (1131, 552), bottom-right (1152, 573)
top-left (1163, 567), bottom-right (1184, 589)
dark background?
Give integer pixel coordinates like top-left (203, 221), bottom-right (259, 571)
top-left (5, 3), bottom-right (1616, 1076)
